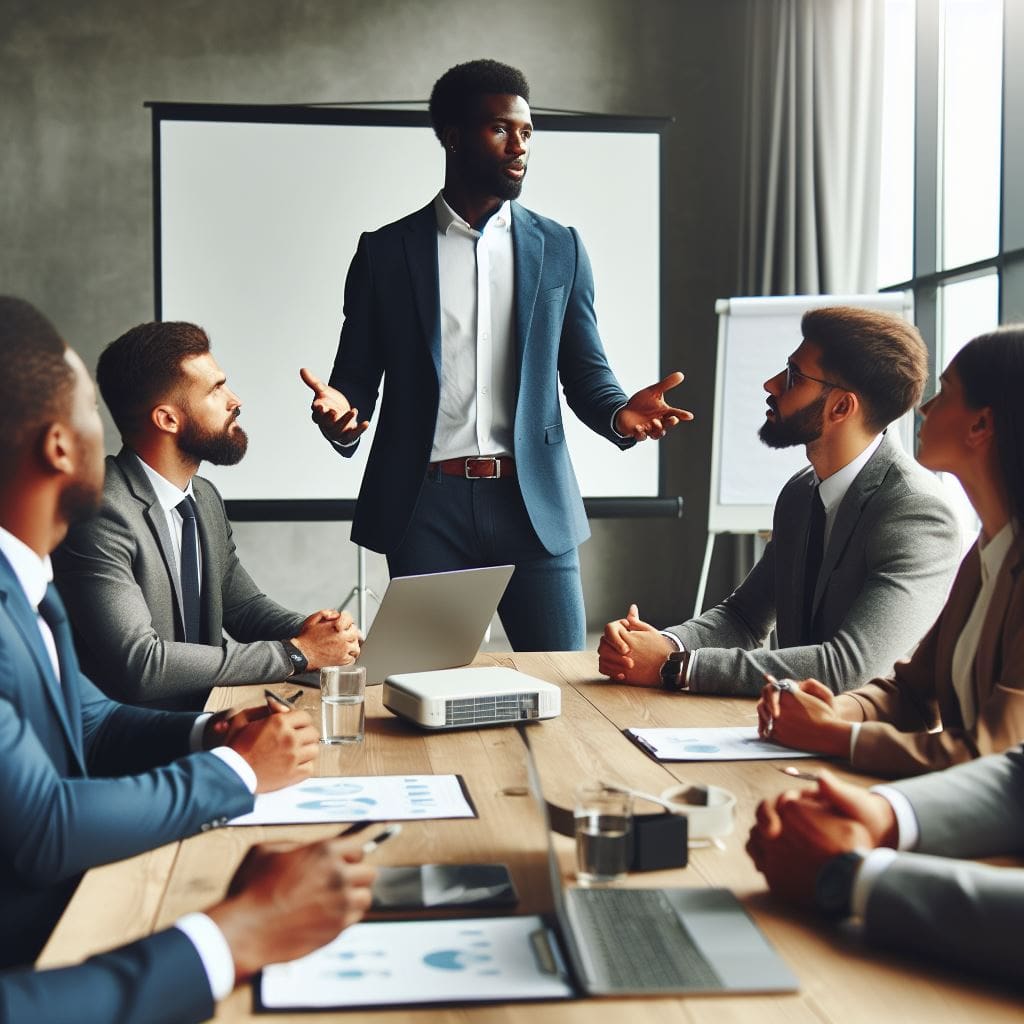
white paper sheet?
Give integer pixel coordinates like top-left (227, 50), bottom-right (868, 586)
top-left (627, 727), bottom-right (818, 762)
top-left (229, 774), bottom-right (475, 826)
top-left (258, 916), bottom-right (572, 1009)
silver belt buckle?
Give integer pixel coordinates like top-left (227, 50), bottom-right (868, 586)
top-left (465, 456), bottom-right (499, 479)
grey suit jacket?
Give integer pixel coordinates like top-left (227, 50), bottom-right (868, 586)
top-left (667, 433), bottom-right (961, 696)
top-left (864, 744), bottom-right (1024, 985)
top-left (53, 448), bottom-right (304, 709)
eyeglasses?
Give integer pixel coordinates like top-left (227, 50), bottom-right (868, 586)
top-left (784, 361), bottom-right (844, 392)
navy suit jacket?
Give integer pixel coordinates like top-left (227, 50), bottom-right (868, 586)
top-left (1, 928), bottom-right (212, 1024)
top-left (0, 552), bottom-right (253, 968)
top-left (328, 200), bottom-right (633, 556)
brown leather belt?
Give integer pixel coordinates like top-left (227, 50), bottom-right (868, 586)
top-left (429, 456), bottom-right (515, 479)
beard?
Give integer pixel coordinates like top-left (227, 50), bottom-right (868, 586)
top-left (758, 392), bottom-right (828, 449)
top-left (461, 150), bottom-right (526, 201)
top-left (178, 412), bottom-right (249, 466)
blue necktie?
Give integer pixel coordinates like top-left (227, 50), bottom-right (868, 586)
top-left (176, 497), bottom-right (202, 644)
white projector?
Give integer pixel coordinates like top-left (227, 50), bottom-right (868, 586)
top-left (382, 667), bottom-right (562, 730)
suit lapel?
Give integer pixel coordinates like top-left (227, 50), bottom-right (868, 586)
top-left (935, 543), bottom-right (982, 724)
top-left (511, 203), bottom-right (543, 375)
top-left (402, 203), bottom-right (442, 381)
top-left (971, 534), bottom-right (1024, 714)
top-left (192, 485), bottom-right (221, 645)
top-left (116, 448), bottom-right (187, 636)
top-left (0, 557), bottom-right (85, 770)
top-left (812, 435), bottom-right (896, 614)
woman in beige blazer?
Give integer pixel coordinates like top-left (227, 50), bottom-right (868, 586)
top-left (757, 325), bottom-right (1024, 777)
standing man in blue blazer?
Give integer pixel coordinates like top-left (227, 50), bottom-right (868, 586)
top-left (0, 296), bottom-right (332, 981)
top-left (301, 58), bottom-right (691, 651)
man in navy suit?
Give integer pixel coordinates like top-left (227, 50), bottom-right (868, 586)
top-left (0, 296), bottom-right (373, 1016)
top-left (1, 836), bottom-right (374, 1024)
top-left (301, 59), bottom-right (691, 651)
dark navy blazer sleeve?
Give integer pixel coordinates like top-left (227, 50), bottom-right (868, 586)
top-left (0, 927), bottom-right (213, 1024)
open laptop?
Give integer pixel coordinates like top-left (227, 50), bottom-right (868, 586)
top-left (355, 565), bottom-right (514, 685)
top-left (519, 726), bottom-right (799, 996)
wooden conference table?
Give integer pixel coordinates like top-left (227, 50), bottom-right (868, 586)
top-left (40, 652), bottom-right (1020, 1022)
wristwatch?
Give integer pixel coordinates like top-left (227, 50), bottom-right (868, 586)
top-left (280, 639), bottom-right (309, 675)
top-left (660, 648), bottom-right (690, 691)
top-left (814, 851), bottom-right (864, 918)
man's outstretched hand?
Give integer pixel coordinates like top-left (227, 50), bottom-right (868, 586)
top-left (300, 367), bottom-right (370, 445)
top-left (615, 371), bottom-right (693, 441)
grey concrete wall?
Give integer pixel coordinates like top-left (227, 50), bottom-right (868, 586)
top-left (1, 0), bottom-right (748, 636)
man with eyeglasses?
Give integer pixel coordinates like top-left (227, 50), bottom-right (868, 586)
top-left (599, 306), bottom-right (962, 698)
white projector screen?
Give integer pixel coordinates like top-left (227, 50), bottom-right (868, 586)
top-left (152, 104), bottom-right (667, 511)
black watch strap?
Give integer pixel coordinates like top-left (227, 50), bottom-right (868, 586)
top-left (280, 639), bottom-right (309, 675)
top-left (814, 851), bottom-right (864, 919)
top-left (660, 648), bottom-right (689, 691)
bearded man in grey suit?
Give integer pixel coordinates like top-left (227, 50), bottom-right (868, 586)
top-left (599, 306), bottom-right (962, 698)
top-left (53, 322), bottom-right (360, 710)
top-left (747, 747), bottom-right (1024, 986)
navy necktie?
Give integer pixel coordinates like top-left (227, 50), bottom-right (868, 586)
top-left (37, 585), bottom-right (67, 682)
top-left (176, 497), bottom-right (202, 643)
top-left (801, 485), bottom-right (826, 645)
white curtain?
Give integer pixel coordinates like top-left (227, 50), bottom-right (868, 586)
top-left (739, 0), bottom-right (885, 294)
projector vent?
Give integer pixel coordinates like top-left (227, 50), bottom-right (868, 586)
top-left (444, 692), bottom-right (540, 727)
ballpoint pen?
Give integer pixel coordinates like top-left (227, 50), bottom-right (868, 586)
top-left (360, 824), bottom-right (402, 856)
top-left (775, 765), bottom-right (820, 782)
top-left (263, 688), bottom-right (304, 710)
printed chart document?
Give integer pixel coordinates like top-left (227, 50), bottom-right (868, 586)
top-left (257, 916), bottom-right (572, 1011)
top-left (229, 774), bottom-right (476, 826)
top-left (627, 726), bottom-right (818, 762)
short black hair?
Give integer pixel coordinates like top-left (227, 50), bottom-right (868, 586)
top-left (801, 306), bottom-right (928, 432)
top-left (0, 296), bottom-right (74, 479)
top-left (97, 321), bottom-right (210, 441)
top-left (429, 59), bottom-right (530, 143)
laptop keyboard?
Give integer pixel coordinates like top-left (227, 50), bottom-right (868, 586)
top-left (568, 888), bottom-right (722, 990)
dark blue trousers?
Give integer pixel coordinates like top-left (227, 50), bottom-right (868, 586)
top-left (386, 470), bottom-right (586, 651)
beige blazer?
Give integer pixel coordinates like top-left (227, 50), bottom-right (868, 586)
top-left (842, 532), bottom-right (1024, 776)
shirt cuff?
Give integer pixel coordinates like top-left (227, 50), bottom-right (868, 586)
top-left (848, 721), bottom-right (862, 761)
top-left (660, 630), bottom-right (685, 652)
top-left (611, 405), bottom-right (629, 439)
top-left (869, 785), bottom-right (920, 850)
top-left (174, 912), bottom-right (235, 1001)
top-left (330, 435), bottom-right (359, 450)
top-left (210, 746), bottom-right (258, 794)
top-left (850, 847), bottom-right (898, 920)
top-left (189, 713), bottom-right (212, 752)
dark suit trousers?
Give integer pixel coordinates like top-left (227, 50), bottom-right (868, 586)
top-left (386, 471), bottom-right (586, 651)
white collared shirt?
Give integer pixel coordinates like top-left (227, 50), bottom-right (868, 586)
top-left (135, 452), bottom-right (202, 594)
top-left (431, 191), bottom-right (516, 461)
top-left (816, 433), bottom-right (884, 552)
top-left (950, 520), bottom-right (1015, 729)
top-left (0, 525), bottom-right (60, 682)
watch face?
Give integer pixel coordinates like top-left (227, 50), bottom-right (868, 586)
top-left (815, 853), bottom-right (861, 918)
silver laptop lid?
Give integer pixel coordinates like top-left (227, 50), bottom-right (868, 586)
top-left (356, 565), bottom-right (514, 685)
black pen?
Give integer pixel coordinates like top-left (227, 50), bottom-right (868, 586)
top-left (359, 824), bottom-right (402, 856)
top-left (264, 688), bottom-right (302, 710)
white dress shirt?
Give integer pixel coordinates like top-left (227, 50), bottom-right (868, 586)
top-left (431, 191), bottom-right (516, 461)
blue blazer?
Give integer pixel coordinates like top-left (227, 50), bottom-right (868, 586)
top-left (1, 928), bottom-right (212, 1024)
top-left (0, 552), bottom-right (253, 968)
top-left (328, 201), bottom-right (633, 556)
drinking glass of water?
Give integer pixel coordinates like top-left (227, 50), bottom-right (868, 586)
top-left (319, 665), bottom-right (366, 744)
top-left (574, 782), bottom-right (633, 886)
